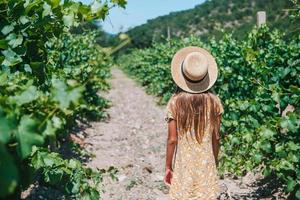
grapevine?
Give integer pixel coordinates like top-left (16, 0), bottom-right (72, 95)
top-left (0, 0), bottom-right (126, 198)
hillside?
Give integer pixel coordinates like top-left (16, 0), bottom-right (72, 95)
top-left (126, 0), bottom-right (299, 48)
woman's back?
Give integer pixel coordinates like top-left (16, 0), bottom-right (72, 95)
top-left (165, 92), bottom-right (223, 199)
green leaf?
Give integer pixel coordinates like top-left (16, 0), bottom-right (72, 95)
top-left (275, 144), bottom-right (287, 158)
top-left (0, 143), bottom-right (19, 198)
top-left (6, 33), bottom-right (23, 48)
top-left (253, 153), bottom-right (262, 163)
top-left (0, 39), bottom-right (8, 49)
top-left (290, 153), bottom-right (299, 163)
top-left (271, 91), bottom-right (280, 104)
top-left (42, 121), bottom-right (56, 137)
top-left (70, 181), bottom-right (80, 194)
top-left (107, 166), bottom-right (118, 181)
top-left (260, 128), bottom-right (276, 139)
top-left (231, 136), bottom-right (240, 144)
top-left (1, 24), bottom-right (14, 35)
top-left (42, 2), bottom-right (52, 17)
top-left (296, 190), bottom-right (300, 199)
top-left (24, 64), bottom-right (32, 73)
top-left (111, 0), bottom-right (127, 8)
top-left (280, 114), bottom-right (299, 133)
top-left (88, 188), bottom-right (100, 200)
top-left (17, 116), bottom-right (44, 159)
top-left (30, 62), bottom-right (45, 80)
top-left (280, 160), bottom-right (295, 170)
top-left (289, 85), bottom-right (300, 95)
top-left (51, 79), bottom-right (83, 110)
top-left (19, 16), bottom-right (30, 24)
top-left (63, 13), bottom-right (75, 27)
top-left (24, 0), bottom-right (43, 14)
top-left (45, 168), bottom-right (64, 185)
top-left (0, 72), bottom-right (8, 86)
top-left (52, 116), bottom-right (63, 128)
top-left (0, 111), bottom-right (16, 143)
top-left (262, 167), bottom-right (271, 177)
top-left (287, 141), bottom-right (300, 151)
top-left (1, 49), bottom-right (22, 67)
top-left (43, 157), bottom-right (55, 167)
top-left (287, 177), bottom-right (296, 192)
top-left (91, 0), bottom-right (102, 14)
top-left (49, 0), bottom-right (60, 8)
top-left (260, 141), bottom-right (272, 152)
top-left (11, 85), bottom-right (38, 106)
top-left (69, 159), bottom-right (80, 169)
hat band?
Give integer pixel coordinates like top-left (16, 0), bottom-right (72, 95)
top-left (181, 60), bottom-right (208, 83)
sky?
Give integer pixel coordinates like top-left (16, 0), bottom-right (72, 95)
top-left (80, 0), bottom-right (205, 34)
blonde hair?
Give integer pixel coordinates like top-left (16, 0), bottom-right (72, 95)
top-left (169, 91), bottom-right (223, 144)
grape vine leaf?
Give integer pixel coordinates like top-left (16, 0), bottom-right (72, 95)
top-left (6, 33), bottom-right (23, 48)
top-left (42, 121), bottom-right (56, 137)
top-left (10, 85), bottom-right (38, 106)
top-left (0, 143), bottom-right (19, 198)
top-left (0, 111), bottom-right (16, 143)
top-left (42, 2), bottom-right (52, 18)
top-left (63, 13), bottom-right (75, 27)
top-left (1, 49), bottom-right (22, 67)
top-left (91, 0), bottom-right (102, 14)
top-left (0, 39), bottom-right (8, 49)
top-left (1, 24), bottom-right (14, 35)
top-left (19, 16), bottom-right (30, 25)
top-left (296, 190), bottom-right (300, 199)
top-left (51, 79), bottom-right (83, 110)
top-left (17, 116), bottom-right (44, 159)
top-left (111, 0), bottom-right (127, 8)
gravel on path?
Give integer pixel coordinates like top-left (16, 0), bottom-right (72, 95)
top-left (85, 68), bottom-right (170, 200)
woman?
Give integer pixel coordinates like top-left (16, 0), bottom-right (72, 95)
top-left (164, 46), bottom-right (224, 199)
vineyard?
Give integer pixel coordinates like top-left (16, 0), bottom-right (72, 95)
top-left (0, 0), bottom-right (300, 199)
top-left (118, 26), bottom-right (300, 199)
top-left (0, 0), bottom-right (125, 199)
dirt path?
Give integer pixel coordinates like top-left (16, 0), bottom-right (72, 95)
top-left (85, 68), bottom-right (169, 199)
top-left (84, 68), bottom-right (282, 200)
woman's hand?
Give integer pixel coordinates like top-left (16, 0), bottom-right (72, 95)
top-left (164, 168), bottom-right (173, 186)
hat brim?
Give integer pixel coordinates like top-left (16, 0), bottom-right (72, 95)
top-left (171, 46), bottom-right (218, 93)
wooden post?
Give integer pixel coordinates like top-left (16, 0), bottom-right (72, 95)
top-left (257, 11), bottom-right (266, 27)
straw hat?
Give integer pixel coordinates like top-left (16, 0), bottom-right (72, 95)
top-left (171, 46), bottom-right (218, 93)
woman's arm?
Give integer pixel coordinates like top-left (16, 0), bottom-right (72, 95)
top-left (165, 120), bottom-right (177, 170)
top-left (212, 115), bottom-right (221, 167)
top-left (164, 119), bottom-right (177, 185)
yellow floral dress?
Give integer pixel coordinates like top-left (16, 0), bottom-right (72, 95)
top-left (165, 95), bottom-right (223, 200)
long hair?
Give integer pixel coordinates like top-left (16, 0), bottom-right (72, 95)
top-left (170, 87), bottom-right (223, 144)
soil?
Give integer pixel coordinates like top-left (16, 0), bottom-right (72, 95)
top-left (84, 68), bottom-right (170, 200)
